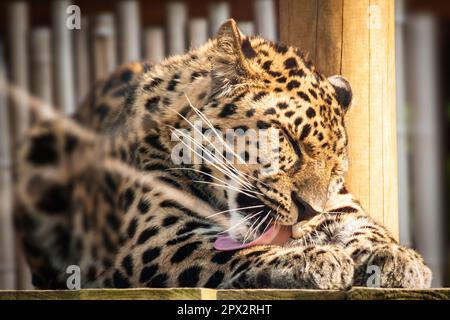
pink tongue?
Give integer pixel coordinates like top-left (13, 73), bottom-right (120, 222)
top-left (214, 224), bottom-right (292, 251)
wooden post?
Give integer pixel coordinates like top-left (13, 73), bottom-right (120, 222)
top-left (280, 0), bottom-right (399, 238)
top-left (394, 0), bottom-right (412, 247)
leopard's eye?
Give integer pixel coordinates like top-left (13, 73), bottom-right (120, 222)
top-left (289, 159), bottom-right (302, 174)
top-left (280, 128), bottom-right (302, 161)
top-left (331, 165), bottom-right (344, 176)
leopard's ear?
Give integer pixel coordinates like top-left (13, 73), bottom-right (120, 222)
top-left (212, 19), bottom-right (258, 95)
top-left (328, 75), bottom-right (353, 113)
top-left (216, 19), bottom-right (257, 61)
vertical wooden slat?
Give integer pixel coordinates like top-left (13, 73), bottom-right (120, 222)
top-left (407, 14), bottom-right (444, 287)
top-left (394, 0), bottom-right (412, 247)
top-left (116, 0), bottom-right (141, 63)
top-left (280, 0), bottom-right (399, 238)
top-left (208, 2), bottom-right (230, 37)
top-left (0, 40), bottom-right (16, 290)
top-left (92, 14), bottom-right (117, 81)
top-left (6, 1), bottom-right (33, 290)
top-left (253, 0), bottom-right (278, 41)
top-left (74, 18), bottom-right (91, 104)
top-left (6, 1), bottom-right (30, 141)
top-left (143, 27), bottom-right (166, 64)
top-left (189, 18), bottom-right (209, 49)
top-left (52, 0), bottom-right (76, 115)
top-left (237, 21), bottom-right (255, 36)
top-left (166, 2), bottom-right (188, 55)
top-left (30, 28), bottom-right (53, 105)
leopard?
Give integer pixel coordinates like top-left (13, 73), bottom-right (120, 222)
top-left (14, 19), bottom-right (431, 290)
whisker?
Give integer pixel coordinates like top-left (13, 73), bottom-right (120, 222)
top-left (184, 94), bottom-right (249, 168)
top-left (167, 167), bottom-right (228, 185)
top-left (165, 105), bottom-right (253, 190)
top-left (169, 126), bottom-right (246, 186)
top-left (260, 217), bottom-right (274, 237)
top-left (192, 180), bottom-right (261, 198)
top-left (219, 211), bottom-right (261, 235)
top-left (169, 124), bottom-right (253, 190)
top-left (319, 211), bottom-right (355, 215)
top-left (182, 95), bottom-right (270, 190)
top-left (243, 212), bottom-right (263, 244)
top-left (247, 210), bottom-right (271, 242)
top-left (205, 205), bottom-right (265, 219)
top-left (183, 96), bottom-right (272, 189)
top-left (169, 167), bottom-right (261, 195)
top-left (174, 95), bottom-right (272, 193)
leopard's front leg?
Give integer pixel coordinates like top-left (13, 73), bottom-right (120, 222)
top-left (221, 245), bottom-right (354, 290)
top-left (339, 215), bottom-right (432, 288)
top-left (291, 190), bottom-right (432, 288)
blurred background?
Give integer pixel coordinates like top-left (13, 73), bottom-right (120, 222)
top-left (0, 0), bottom-right (448, 289)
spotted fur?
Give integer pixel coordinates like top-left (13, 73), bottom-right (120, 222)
top-left (15, 20), bottom-right (431, 289)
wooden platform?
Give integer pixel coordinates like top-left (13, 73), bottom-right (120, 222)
top-left (0, 288), bottom-right (449, 300)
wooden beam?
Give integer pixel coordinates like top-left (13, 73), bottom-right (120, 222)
top-left (279, 0), bottom-right (399, 238)
top-left (6, 1), bottom-right (33, 290)
top-left (0, 288), bottom-right (449, 300)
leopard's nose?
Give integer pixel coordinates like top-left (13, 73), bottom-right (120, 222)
top-left (291, 191), bottom-right (317, 222)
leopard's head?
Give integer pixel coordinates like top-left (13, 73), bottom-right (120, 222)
top-left (174, 20), bottom-right (354, 245)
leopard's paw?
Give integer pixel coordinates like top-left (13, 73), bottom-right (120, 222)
top-left (361, 244), bottom-right (432, 288)
top-left (300, 245), bottom-right (355, 290)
